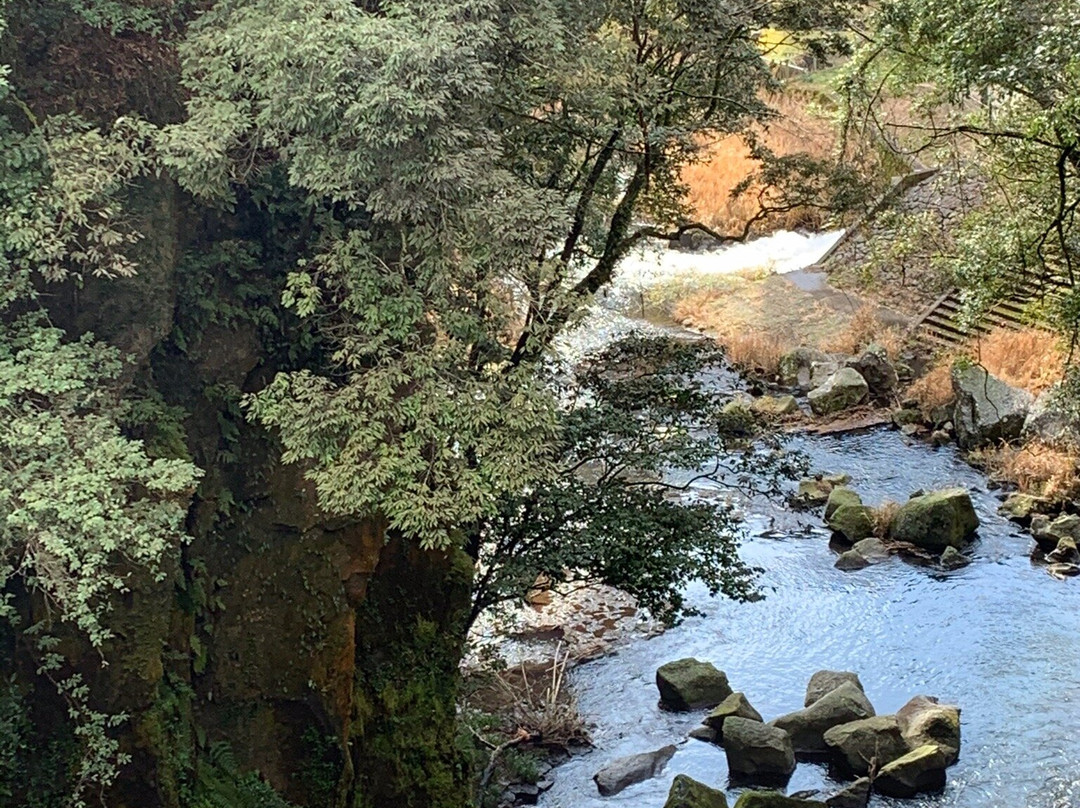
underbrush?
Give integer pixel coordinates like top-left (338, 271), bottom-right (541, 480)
top-left (973, 442), bottom-right (1080, 502)
top-left (819, 304), bottom-right (906, 360)
top-left (973, 328), bottom-right (1064, 395)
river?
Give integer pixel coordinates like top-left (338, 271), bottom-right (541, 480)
top-left (539, 233), bottom-right (1080, 808)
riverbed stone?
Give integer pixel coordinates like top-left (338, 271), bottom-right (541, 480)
top-left (846, 344), bottom-right (898, 404)
top-left (892, 408), bottom-right (922, 427)
top-left (1048, 537), bottom-right (1079, 563)
top-left (798, 478), bottom-right (833, 506)
top-left (808, 368), bottom-right (870, 416)
top-left (824, 487), bottom-right (862, 520)
top-left (752, 395), bottom-right (800, 418)
top-left (663, 775), bottom-right (729, 808)
top-left (779, 347), bottom-right (833, 391)
top-left (656, 658), bottom-right (732, 711)
top-left (952, 365), bottom-right (1034, 449)
top-left (836, 538), bottom-right (890, 570)
top-left (805, 671), bottom-right (864, 708)
top-left (593, 744), bottom-right (677, 796)
top-left (825, 778), bottom-right (870, 808)
top-left (1030, 514), bottom-right (1055, 549)
top-left (998, 492), bottom-right (1046, 524)
top-left (704, 692), bottom-right (764, 736)
top-left (770, 682), bottom-right (876, 753)
top-left (827, 505), bottom-right (876, 543)
top-left (939, 546), bottom-right (969, 569)
top-left (888, 488), bottom-right (979, 550)
top-left (723, 716), bottom-right (796, 783)
top-left (834, 550), bottom-right (869, 571)
top-left (873, 744), bottom-right (949, 797)
top-left (823, 715), bottom-right (908, 775)
top-left (689, 725), bottom-right (718, 743)
top-left (731, 791), bottom-right (827, 808)
top-left (896, 696), bottom-right (961, 766)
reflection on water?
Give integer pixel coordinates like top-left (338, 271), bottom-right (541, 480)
top-left (539, 429), bottom-right (1080, 808)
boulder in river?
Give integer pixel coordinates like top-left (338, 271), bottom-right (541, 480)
top-left (939, 546), bottom-right (969, 570)
top-left (751, 395), bottom-right (800, 418)
top-left (1048, 537), bottom-right (1079, 563)
top-left (827, 505), bottom-right (876, 544)
top-left (998, 492), bottom-right (1046, 524)
top-left (779, 347), bottom-right (833, 391)
top-left (888, 488), bottom-right (978, 550)
top-left (896, 696), bottom-right (961, 765)
top-left (824, 487), bottom-right (862, 521)
top-left (952, 365), bottom-right (1034, 449)
top-left (805, 671), bottom-right (864, 708)
top-left (704, 692), bottom-right (764, 737)
top-left (808, 368), bottom-right (869, 416)
top-left (873, 744), bottom-right (949, 797)
top-left (731, 790), bottom-right (827, 808)
top-left (663, 774), bottom-right (729, 808)
top-left (798, 474), bottom-right (850, 507)
top-left (770, 681), bottom-right (875, 753)
top-left (723, 716), bottom-right (796, 783)
top-left (656, 658), bottom-right (732, 711)
top-left (822, 714), bottom-right (908, 775)
top-left (825, 777), bottom-right (870, 808)
top-left (835, 538), bottom-right (890, 571)
top-left (593, 744), bottom-right (676, 796)
top-left (845, 344), bottom-right (898, 404)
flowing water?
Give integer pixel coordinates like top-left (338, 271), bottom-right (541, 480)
top-left (539, 232), bottom-right (1080, 808)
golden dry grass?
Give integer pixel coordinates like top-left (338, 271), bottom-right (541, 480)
top-left (873, 500), bottom-right (901, 538)
top-left (973, 328), bottom-right (1065, 395)
top-left (977, 442), bottom-right (1080, 501)
top-left (906, 359), bottom-right (957, 415)
top-left (819, 304), bottom-right (906, 359)
top-left (711, 329), bottom-right (793, 376)
top-left (681, 90), bottom-right (836, 235)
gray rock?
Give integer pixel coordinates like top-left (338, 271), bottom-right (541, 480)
top-left (939, 546), bottom-right (969, 569)
top-left (834, 550), bottom-right (869, 571)
top-left (822, 715), bottom-right (908, 775)
top-left (805, 671), bottom-right (864, 708)
top-left (1022, 384), bottom-right (1080, 449)
top-left (810, 360), bottom-right (843, 390)
top-left (656, 658), bottom-right (732, 711)
top-left (998, 492), bottom-right (1045, 524)
top-left (952, 365), bottom-right (1034, 449)
top-left (896, 696), bottom-right (961, 766)
top-left (770, 681), bottom-right (876, 753)
top-left (827, 505), bottom-right (876, 543)
top-left (888, 488), bottom-right (979, 550)
top-left (1048, 536), bottom-right (1079, 563)
top-left (731, 791), bottom-right (827, 808)
top-left (930, 429), bottom-right (951, 447)
top-left (1030, 514), bottom-right (1054, 549)
top-left (663, 774), bottom-right (729, 808)
top-left (751, 395), bottom-right (800, 418)
top-left (824, 487), bottom-right (862, 521)
top-left (825, 778), bottom-right (870, 808)
top-left (704, 692), bottom-right (764, 736)
top-left (593, 745), bottom-right (677, 796)
top-left (892, 408), bottom-right (922, 427)
top-left (688, 726), bottom-right (718, 743)
top-left (809, 368), bottom-right (870, 416)
top-left (846, 344), bottom-right (898, 404)
top-left (723, 716), bottom-right (796, 783)
top-left (779, 347), bottom-right (833, 391)
top-left (873, 744), bottom-right (949, 797)
top-left (900, 423), bottom-right (921, 437)
top-left (798, 478), bottom-right (834, 506)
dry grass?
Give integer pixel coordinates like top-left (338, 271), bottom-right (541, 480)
top-left (490, 647), bottom-right (587, 746)
top-left (681, 90), bottom-right (836, 235)
top-left (873, 500), bottom-right (901, 538)
top-left (819, 304), bottom-right (906, 359)
top-left (977, 442), bottom-right (1080, 501)
top-left (712, 328), bottom-right (792, 376)
top-left (973, 328), bottom-right (1064, 395)
top-left (906, 360), bottom-right (957, 415)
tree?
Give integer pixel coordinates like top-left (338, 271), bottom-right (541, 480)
top-left (843, 0), bottom-right (1080, 344)
top-left (1, 1), bottom-right (854, 806)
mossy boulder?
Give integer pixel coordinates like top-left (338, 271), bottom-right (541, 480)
top-left (808, 368), bottom-right (869, 416)
top-left (825, 777), bottom-right (870, 808)
top-left (805, 671), bottom-right (864, 708)
top-left (873, 744), bottom-right (949, 797)
top-left (732, 790), bottom-right (827, 808)
top-left (952, 365), bottom-right (1034, 449)
top-left (704, 692), bottom-right (764, 737)
top-left (846, 344), bottom-right (898, 404)
top-left (751, 395), bottom-right (800, 418)
top-left (770, 682), bottom-right (875, 753)
top-left (892, 408), bottom-right (922, 427)
top-left (664, 774), bottom-right (729, 808)
top-left (824, 487), bottom-right (862, 521)
top-left (657, 658), bottom-right (732, 711)
top-left (896, 696), bottom-right (961, 765)
top-left (827, 505), bottom-right (876, 543)
top-left (888, 488), bottom-right (978, 550)
top-left (822, 715), bottom-right (908, 775)
top-left (779, 347), bottom-right (832, 391)
top-left (998, 492), bottom-right (1045, 524)
top-left (723, 717), bottom-right (796, 784)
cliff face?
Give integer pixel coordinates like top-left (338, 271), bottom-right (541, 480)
top-left (3, 8), bottom-right (474, 807)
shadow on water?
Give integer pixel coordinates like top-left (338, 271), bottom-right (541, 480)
top-left (538, 428), bottom-right (1080, 808)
